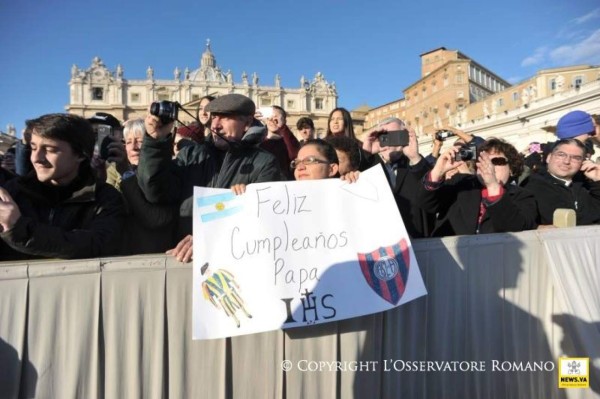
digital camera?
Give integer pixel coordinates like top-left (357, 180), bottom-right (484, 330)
top-left (435, 130), bottom-right (455, 141)
top-left (455, 143), bottom-right (478, 161)
top-left (150, 101), bottom-right (179, 124)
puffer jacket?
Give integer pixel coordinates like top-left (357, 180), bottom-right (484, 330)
top-left (137, 125), bottom-right (281, 238)
top-left (0, 167), bottom-right (124, 261)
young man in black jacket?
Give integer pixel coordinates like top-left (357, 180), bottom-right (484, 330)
top-left (137, 94), bottom-right (281, 262)
top-left (0, 114), bottom-right (124, 260)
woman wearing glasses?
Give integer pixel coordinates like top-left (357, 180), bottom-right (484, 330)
top-left (418, 138), bottom-right (537, 237)
top-left (231, 139), bottom-right (358, 195)
top-left (291, 139), bottom-right (340, 180)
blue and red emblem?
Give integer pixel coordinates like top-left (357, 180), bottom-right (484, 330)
top-left (357, 239), bottom-right (411, 305)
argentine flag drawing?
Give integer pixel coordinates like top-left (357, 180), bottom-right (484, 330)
top-left (196, 191), bottom-right (243, 222)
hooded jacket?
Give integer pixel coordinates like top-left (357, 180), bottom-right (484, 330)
top-left (0, 167), bottom-right (124, 260)
top-left (137, 124), bottom-right (281, 238)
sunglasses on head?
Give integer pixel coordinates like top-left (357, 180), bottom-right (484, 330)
top-left (490, 157), bottom-right (509, 166)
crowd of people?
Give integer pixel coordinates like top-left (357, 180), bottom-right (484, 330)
top-left (1, 93), bottom-right (599, 262)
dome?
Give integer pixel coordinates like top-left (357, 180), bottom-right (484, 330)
top-left (189, 39), bottom-right (227, 83)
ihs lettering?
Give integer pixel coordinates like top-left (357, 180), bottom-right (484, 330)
top-left (281, 289), bottom-right (337, 325)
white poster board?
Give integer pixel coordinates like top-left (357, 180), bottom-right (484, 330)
top-left (192, 166), bottom-right (427, 340)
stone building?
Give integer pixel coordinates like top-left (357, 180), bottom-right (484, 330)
top-left (364, 47), bottom-right (600, 155)
top-left (66, 40), bottom-right (338, 137)
top-left (365, 47), bottom-right (511, 134)
top-left (0, 125), bottom-right (17, 155)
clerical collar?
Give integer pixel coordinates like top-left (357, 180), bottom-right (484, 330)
top-left (549, 173), bottom-right (572, 187)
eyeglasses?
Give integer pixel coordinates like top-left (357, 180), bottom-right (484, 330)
top-left (552, 151), bottom-right (584, 163)
top-left (290, 156), bottom-right (329, 169)
top-left (490, 157), bottom-right (509, 166)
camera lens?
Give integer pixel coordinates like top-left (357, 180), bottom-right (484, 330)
top-left (150, 101), bottom-right (178, 124)
top-left (150, 102), bottom-right (160, 117)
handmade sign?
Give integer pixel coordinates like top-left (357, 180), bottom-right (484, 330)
top-left (192, 166), bottom-right (427, 340)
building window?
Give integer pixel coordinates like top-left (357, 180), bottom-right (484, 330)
top-left (261, 98), bottom-right (272, 106)
top-left (512, 92), bottom-right (519, 101)
top-left (192, 94), bottom-right (200, 101)
top-left (549, 79), bottom-right (556, 91)
top-left (130, 92), bottom-right (140, 103)
top-left (157, 93), bottom-right (170, 101)
top-left (315, 98), bottom-right (323, 110)
top-left (573, 76), bottom-right (583, 89)
top-left (92, 87), bottom-right (104, 101)
top-left (456, 73), bottom-right (464, 84)
top-left (497, 98), bottom-right (504, 107)
top-left (287, 100), bottom-right (295, 109)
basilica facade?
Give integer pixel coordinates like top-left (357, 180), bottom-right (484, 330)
top-left (66, 41), bottom-right (338, 136)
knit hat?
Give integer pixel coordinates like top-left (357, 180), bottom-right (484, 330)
top-left (556, 110), bottom-right (594, 139)
top-left (176, 123), bottom-right (204, 143)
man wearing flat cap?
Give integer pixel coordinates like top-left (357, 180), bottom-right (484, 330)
top-left (138, 94), bottom-right (281, 261)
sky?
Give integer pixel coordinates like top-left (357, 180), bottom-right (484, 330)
top-left (1, 0), bottom-right (599, 135)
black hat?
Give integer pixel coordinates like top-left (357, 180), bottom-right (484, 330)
top-left (87, 112), bottom-right (122, 129)
top-left (206, 94), bottom-right (255, 116)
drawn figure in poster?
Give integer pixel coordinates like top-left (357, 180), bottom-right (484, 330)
top-left (357, 239), bottom-right (411, 305)
top-left (201, 262), bottom-right (252, 327)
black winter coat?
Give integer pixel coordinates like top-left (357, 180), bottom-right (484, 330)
top-left (382, 156), bottom-right (435, 238)
top-left (137, 127), bottom-right (282, 238)
top-left (521, 172), bottom-right (600, 226)
top-left (0, 168), bottom-right (124, 261)
top-left (418, 174), bottom-right (538, 237)
top-left (119, 175), bottom-right (178, 255)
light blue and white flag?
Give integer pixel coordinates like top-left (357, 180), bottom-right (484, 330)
top-left (196, 191), bottom-right (243, 222)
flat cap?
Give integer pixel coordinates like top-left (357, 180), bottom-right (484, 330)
top-left (206, 94), bottom-right (255, 116)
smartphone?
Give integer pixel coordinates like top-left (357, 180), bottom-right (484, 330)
top-left (378, 130), bottom-right (409, 147)
top-left (94, 124), bottom-right (113, 159)
top-left (257, 107), bottom-right (274, 119)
